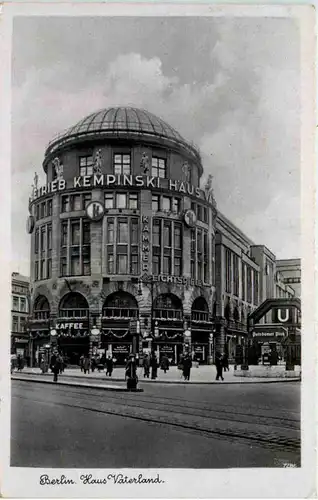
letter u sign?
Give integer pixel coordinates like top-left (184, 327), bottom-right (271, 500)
top-left (277, 308), bottom-right (289, 323)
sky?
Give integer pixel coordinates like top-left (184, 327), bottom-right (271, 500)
top-left (11, 16), bottom-right (301, 276)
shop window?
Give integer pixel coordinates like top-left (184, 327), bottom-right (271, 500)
top-left (105, 193), bottom-right (114, 209)
top-left (114, 153), bottom-right (131, 175)
top-left (152, 157), bottom-right (166, 178)
top-left (129, 193), bottom-right (138, 210)
top-left (79, 155), bottom-right (94, 176)
top-left (152, 195), bottom-right (160, 212)
top-left (162, 196), bottom-right (171, 211)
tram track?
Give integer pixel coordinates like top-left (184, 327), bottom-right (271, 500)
top-left (12, 381), bottom-right (301, 453)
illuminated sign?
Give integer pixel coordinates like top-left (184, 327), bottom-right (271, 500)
top-left (30, 175), bottom-right (211, 204)
top-left (252, 331), bottom-right (285, 338)
top-left (142, 216), bottom-right (150, 272)
top-left (55, 322), bottom-right (84, 329)
top-left (150, 274), bottom-right (205, 287)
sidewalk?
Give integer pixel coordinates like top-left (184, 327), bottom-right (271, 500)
top-left (14, 365), bottom-right (301, 385)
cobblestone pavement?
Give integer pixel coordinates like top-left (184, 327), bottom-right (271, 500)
top-left (11, 379), bottom-right (300, 468)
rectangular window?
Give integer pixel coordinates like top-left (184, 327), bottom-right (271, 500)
top-left (83, 247), bottom-right (90, 276)
top-left (61, 222), bottom-right (68, 247)
top-left (35, 261), bottom-right (39, 281)
top-left (118, 219), bottom-right (128, 244)
top-left (105, 193), bottom-right (114, 209)
top-left (197, 205), bottom-right (202, 221)
top-left (204, 262), bottom-right (208, 283)
top-left (71, 222), bottom-right (80, 246)
top-left (242, 263), bottom-right (246, 301)
top-left (107, 253), bottom-right (114, 274)
top-left (47, 199), bottom-right (53, 216)
top-left (71, 195), bottom-right (82, 212)
top-left (61, 196), bottom-right (69, 213)
top-left (163, 256), bottom-right (171, 274)
top-left (197, 229), bottom-right (202, 253)
top-left (174, 224), bottom-right (182, 249)
top-left (233, 254), bottom-right (239, 297)
top-left (174, 257), bottom-right (182, 277)
top-left (198, 261), bottom-right (203, 281)
top-left (152, 195), bottom-right (160, 212)
top-left (47, 258), bottom-right (52, 279)
top-left (162, 196), bottom-right (171, 211)
top-left (36, 204), bottom-right (40, 220)
top-left (79, 156), bottom-right (94, 177)
top-left (254, 271), bottom-right (259, 305)
top-left (12, 296), bottom-right (19, 311)
top-left (163, 221), bottom-right (172, 247)
top-left (71, 256), bottom-right (81, 276)
top-left (12, 316), bottom-right (19, 332)
top-left (47, 225), bottom-right (52, 251)
top-left (40, 259), bottom-right (46, 280)
top-left (35, 229), bottom-right (39, 254)
top-left (203, 232), bottom-right (208, 256)
top-left (40, 227), bottom-right (46, 254)
top-left (117, 254), bottom-right (128, 274)
top-left (107, 219), bottom-right (114, 244)
top-left (172, 198), bottom-right (181, 213)
top-left (191, 229), bottom-right (196, 252)
top-left (131, 219), bottom-right (139, 245)
top-left (40, 202), bottom-right (46, 219)
top-left (82, 222), bottom-right (90, 245)
top-left (152, 157), bottom-right (166, 178)
top-left (152, 220), bottom-right (161, 247)
top-left (247, 267), bottom-right (252, 303)
top-left (19, 317), bottom-right (26, 333)
top-left (116, 193), bottom-right (127, 209)
top-left (129, 193), bottom-right (138, 210)
top-left (83, 193), bottom-right (92, 210)
top-left (152, 255), bottom-right (160, 275)
top-left (114, 153), bottom-right (131, 175)
top-left (20, 297), bottom-right (26, 312)
top-left (130, 254), bottom-right (139, 275)
top-left (225, 248), bottom-right (231, 293)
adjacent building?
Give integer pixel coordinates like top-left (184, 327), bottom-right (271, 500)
top-left (11, 272), bottom-right (30, 357)
top-left (25, 106), bottom-right (299, 365)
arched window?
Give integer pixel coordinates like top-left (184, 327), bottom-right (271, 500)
top-left (59, 292), bottom-right (89, 318)
top-left (33, 295), bottom-right (50, 320)
top-left (153, 293), bottom-right (183, 320)
top-left (191, 297), bottom-right (209, 322)
top-left (103, 292), bottom-right (138, 319)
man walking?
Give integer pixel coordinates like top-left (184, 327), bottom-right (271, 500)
top-left (142, 353), bottom-right (150, 378)
top-left (215, 352), bottom-right (224, 381)
top-left (105, 356), bottom-right (113, 377)
top-left (182, 354), bottom-right (192, 381)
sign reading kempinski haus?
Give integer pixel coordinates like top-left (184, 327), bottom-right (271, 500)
top-left (30, 174), bottom-right (213, 204)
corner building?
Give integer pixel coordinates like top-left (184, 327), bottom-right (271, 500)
top-left (27, 107), bottom-right (218, 365)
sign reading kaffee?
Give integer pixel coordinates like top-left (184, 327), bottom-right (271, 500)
top-left (30, 174), bottom-right (213, 204)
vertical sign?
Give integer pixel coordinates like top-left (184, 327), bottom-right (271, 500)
top-left (142, 216), bottom-right (150, 272)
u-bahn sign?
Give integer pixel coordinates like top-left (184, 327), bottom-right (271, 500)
top-left (248, 298), bottom-right (301, 332)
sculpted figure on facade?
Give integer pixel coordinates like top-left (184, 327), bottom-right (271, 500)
top-left (140, 152), bottom-right (150, 174)
top-left (52, 157), bottom-right (64, 180)
top-left (93, 149), bottom-right (102, 175)
top-left (182, 162), bottom-right (190, 183)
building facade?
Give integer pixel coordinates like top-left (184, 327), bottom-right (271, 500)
top-left (26, 106), bottom-right (299, 366)
top-left (276, 259), bottom-right (301, 298)
top-left (11, 272), bottom-right (30, 357)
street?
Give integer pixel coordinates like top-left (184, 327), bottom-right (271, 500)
top-left (11, 380), bottom-right (300, 469)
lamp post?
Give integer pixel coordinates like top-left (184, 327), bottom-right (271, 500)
top-left (90, 325), bottom-right (100, 360)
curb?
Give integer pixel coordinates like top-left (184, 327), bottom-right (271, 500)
top-left (11, 376), bottom-right (144, 392)
top-left (12, 373), bottom-right (300, 386)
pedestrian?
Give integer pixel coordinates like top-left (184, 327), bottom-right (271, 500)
top-left (160, 354), bottom-right (170, 374)
top-left (83, 355), bottom-right (90, 374)
top-left (182, 354), bottom-right (192, 381)
top-left (105, 356), bottom-right (113, 377)
top-left (215, 352), bottom-right (224, 381)
top-left (222, 352), bottom-right (229, 372)
top-left (150, 351), bottom-right (158, 380)
top-left (142, 353), bottom-right (150, 378)
top-left (91, 357), bottom-right (96, 373)
top-left (51, 352), bottom-right (61, 382)
top-left (125, 354), bottom-right (138, 390)
top-left (17, 355), bottom-right (24, 372)
top-left (79, 354), bottom-right (84, 372)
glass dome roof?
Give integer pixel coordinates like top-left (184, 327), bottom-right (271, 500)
top-left (45, 107), bottom-right (198, 157)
